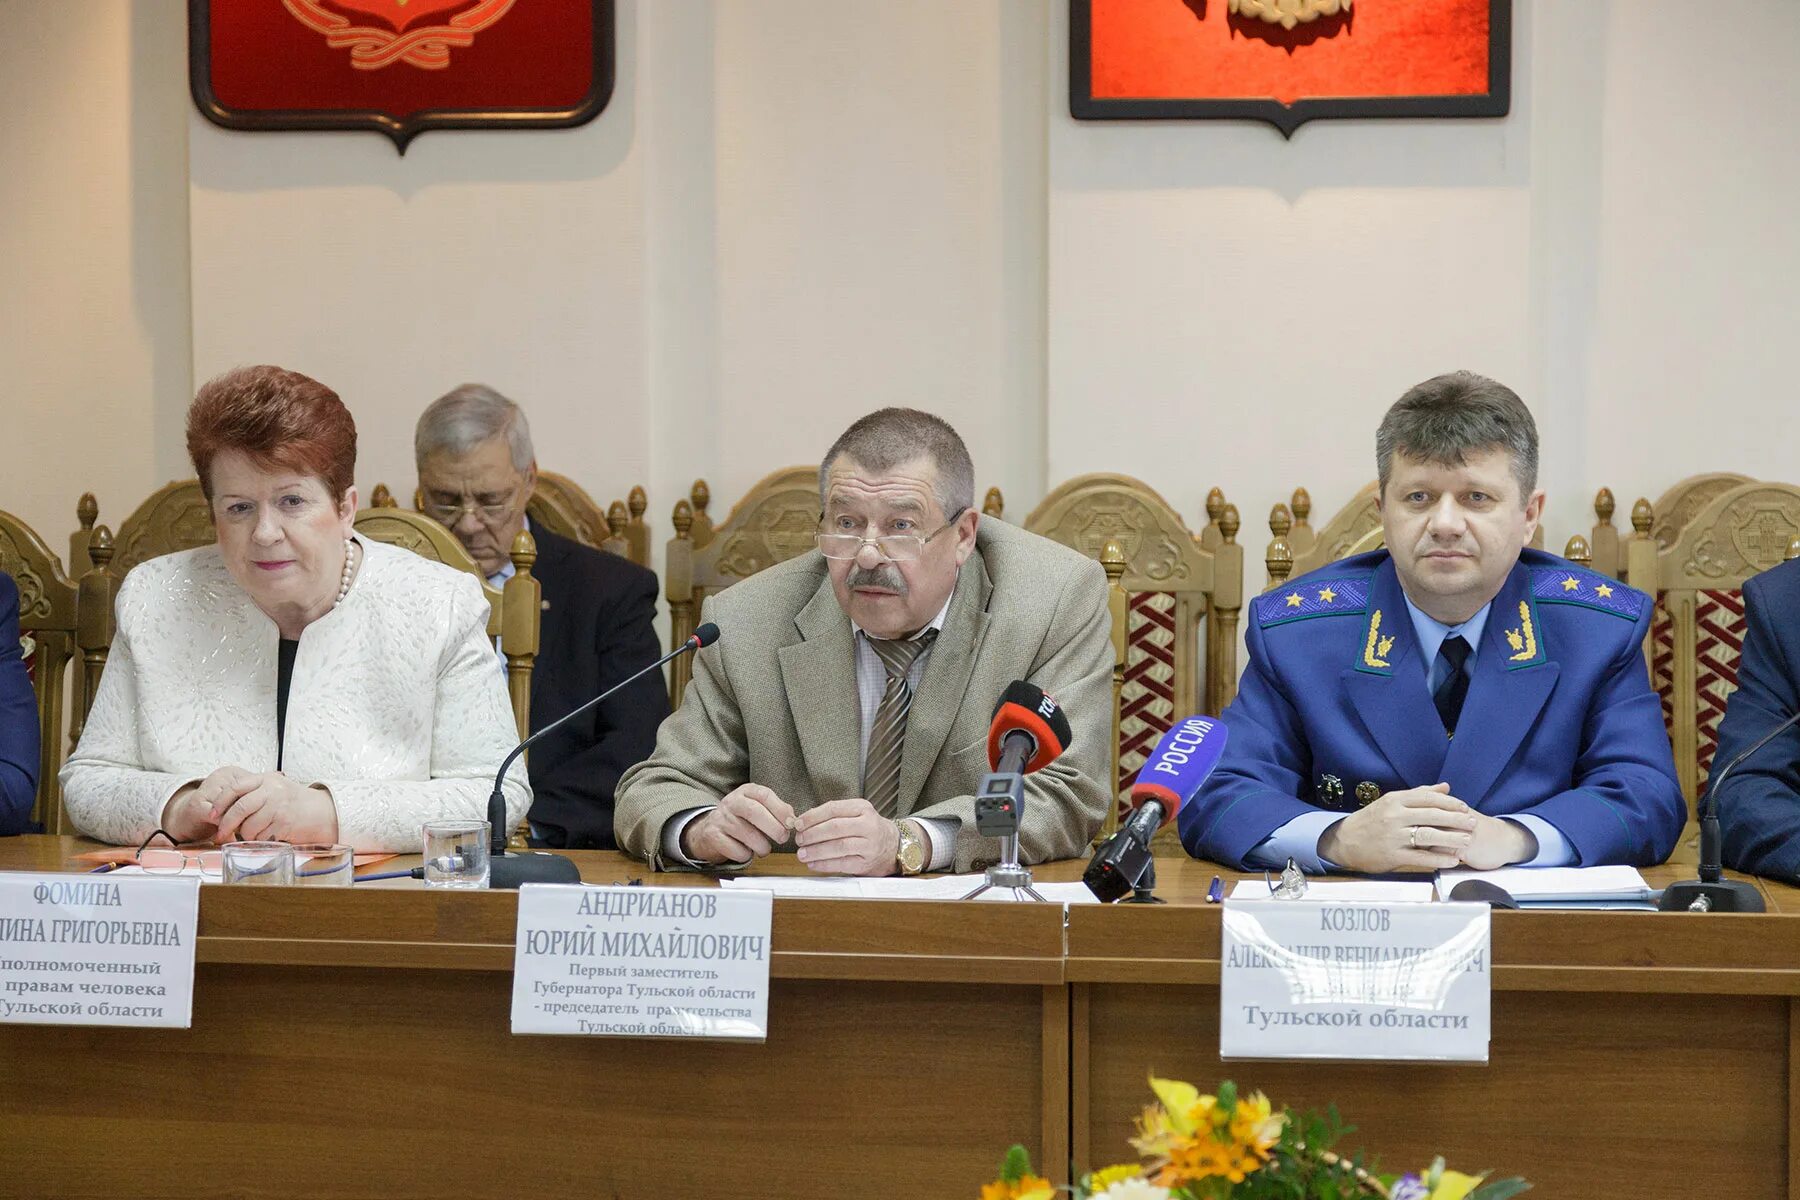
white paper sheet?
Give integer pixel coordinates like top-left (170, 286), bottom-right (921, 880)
top-left (1434, 864), bottom-right (1654, 905)
top-left (1228, 879), bottom-right (1436, 903)
top-left (719, 874), bottom-right (1101, 903)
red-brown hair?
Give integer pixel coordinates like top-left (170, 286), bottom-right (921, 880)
top-left (187, 366), bottom-right (357, 502)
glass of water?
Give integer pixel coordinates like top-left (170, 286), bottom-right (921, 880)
top-left (292, 843), bottom-right (355, 887)
top-left (421, 820), bottom-right (490, 889)
top-left (220, 841), bottom-right (296, 886)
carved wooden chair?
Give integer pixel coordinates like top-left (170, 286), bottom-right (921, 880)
top-left (1265, 481), bottom-right (1548, 589)
top-left (349, 508), bottom-right (540, 741)
top-left (665, 467), bottom-right (821, 707)
top-left (1023, 475), bottom-right (1244, 843)
top-left (112, 480), bottom-right (215, 575)
top-left (1620, 481), bottom-right (1800, 813)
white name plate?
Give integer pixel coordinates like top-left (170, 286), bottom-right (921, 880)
top-left (0, 873), bottom-right (200, 1028)
top-left (511, 884), bottom-right (772, 1040)
top-left (1219, 898), bottom-right (1490, 1062)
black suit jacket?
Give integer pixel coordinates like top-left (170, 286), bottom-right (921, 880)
top-left (1717, 557), bottom-right (1800, 879)
top-left (522, 527), bottom-right (667, 849)
top-left (1, 573), bottom-right (39, 835)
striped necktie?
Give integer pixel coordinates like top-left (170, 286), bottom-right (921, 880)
top-left (862, 629), bottom-right (939, 817)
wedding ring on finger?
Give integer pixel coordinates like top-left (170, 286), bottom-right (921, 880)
top-left (1408, 825), bottom-right (1420, 849)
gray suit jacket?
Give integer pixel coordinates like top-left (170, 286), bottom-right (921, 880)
top-left (614, 518), bottom-right (1113, 871)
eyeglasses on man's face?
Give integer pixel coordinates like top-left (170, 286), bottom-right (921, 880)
top-left (421, 483), bottom-right (524, 528)
top-left (814, 509), bottom-right (965, 562)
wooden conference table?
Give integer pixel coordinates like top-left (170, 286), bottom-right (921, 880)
top-left (0, 836), bottom-right (1796, 1199)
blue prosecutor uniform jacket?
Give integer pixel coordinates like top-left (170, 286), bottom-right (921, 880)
top-left (0, 573), bottom-right (39, 834)
top-left (1716, 558), bottom-right (1800, 880)
top-left (1180, 548), bottom-right (1683, 869)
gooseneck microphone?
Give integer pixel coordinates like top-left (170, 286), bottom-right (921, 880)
top-left (1084, 715), bottom-right (1228, 903)
top-left (1659, 704), bottom-right (1798, 913)
top-left (482, 622), bottom-right (722, 889)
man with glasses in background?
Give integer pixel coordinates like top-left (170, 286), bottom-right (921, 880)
top-left (415, 384), bottom-right (666, 850)
top-left (614, 408), bottom-right (1112, 875)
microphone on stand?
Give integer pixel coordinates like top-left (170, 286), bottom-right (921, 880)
top-left (960, 682), bottom-right (1073, 902)
top-left (1084, 715), bottom-right (1227, 903)
top-left (1659, 705), bottom-right (1798, 913)
top-left (482, 622), bottom-right (721, 889)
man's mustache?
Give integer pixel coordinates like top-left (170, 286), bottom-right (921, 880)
top-left (847, 565), bottom-right (907, 594)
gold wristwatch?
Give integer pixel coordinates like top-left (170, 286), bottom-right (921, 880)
top-left (895, 820), bottom-right (927, 875)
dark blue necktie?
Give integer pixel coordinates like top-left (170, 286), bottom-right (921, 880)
top-left (1433, 635), bottom-right (1472, 735)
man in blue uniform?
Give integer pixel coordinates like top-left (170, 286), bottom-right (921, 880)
top-left (1182, 371), bottom-right (1683, 873)
top-left (1716, 556), bottom-right (1800, 879)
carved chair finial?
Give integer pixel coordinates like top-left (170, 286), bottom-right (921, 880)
top-left (1631, 498), bottom-right (1654, 535)
top-left (673, 499), bottom-right (693, 538)
top-left (1219, 503), bottom-right (1240, 544)
top-left (1564, 534), bottom-right (1592, 565)
top-left (628, 486), bottom-right (647, 520)
top-left (77, 493), bottom-right (98, 530)
top-left (1291, 487), bottom-right (1312, 523)
top-left (1269, 502), bottom-right (1292, 539)
top-left (1595, 488), bottom-right (1615, 522)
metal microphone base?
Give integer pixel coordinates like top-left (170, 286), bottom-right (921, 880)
top-left (961, 834), bottom-right (1049, 902)
top-left (1658, 879), bottom-right (1765, 913)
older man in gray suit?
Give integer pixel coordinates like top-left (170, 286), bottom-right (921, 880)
top-left (615, 408), bottom-right (1112, 875)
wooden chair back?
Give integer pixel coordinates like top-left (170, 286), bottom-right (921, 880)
top-left (113, 480), bottom-right (214, 575)
top-left (664, 467), bottom-right (821, 706)
top-left (1625, 481), bottom-right (1800, 810)
top-left (350, 508), bottom-right (540, 740)
top-left (528, 470), bottom-right (608, 552)
top-left (1023, 474), bottom-right (1243, 843)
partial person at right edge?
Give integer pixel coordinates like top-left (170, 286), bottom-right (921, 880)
top-left (0, 571), bottom-right (39, 834)
top-left (1717, 556), bottom-right (1800, 880)
top-left (416, 384), bottom-right (667, 851)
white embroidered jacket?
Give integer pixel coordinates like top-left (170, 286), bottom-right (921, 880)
top-left (61, 536), bottom-right (531, 852)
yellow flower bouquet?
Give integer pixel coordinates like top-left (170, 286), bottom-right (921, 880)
top-left (983, 1078), bottom-right (1529, 1200)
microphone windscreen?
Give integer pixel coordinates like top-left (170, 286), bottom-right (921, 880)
top-left (987, 680), bottom-right (1074, 773)
top-left (1126, 715), bottom-right (1227, 827)
top-left (692, 622), bottom-right (721, 648)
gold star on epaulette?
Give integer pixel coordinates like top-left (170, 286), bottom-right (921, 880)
top-left (1285, 592), bottom-right (1303, 608)
top-left (1561, 576), bottom-right (1580, 592)
top-left (1595, 583), bottom-right (1613, 598)
top-left (1317, 586), bottom-right (1337, 604)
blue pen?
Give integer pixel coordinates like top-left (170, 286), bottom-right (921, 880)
top-left (88, 862), bottom-right (121, 874)
top-left (1206, 874), bottom-right (1223, 903)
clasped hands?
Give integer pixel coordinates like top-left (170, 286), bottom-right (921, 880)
top-left (161, 766), bottom-right (339, 845)
top-left (680, 783), bottom-right (902, 877)
top-left (1316, 784), bottom-right (1537, 874)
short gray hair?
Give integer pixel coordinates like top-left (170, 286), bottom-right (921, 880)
top-left (1376, 371), bottom-right (1539, 500)
top-left (819, 408), bottom-right (974, 518)
top-left (415, 383), bottom-right (535, 472)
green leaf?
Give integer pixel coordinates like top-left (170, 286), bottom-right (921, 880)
top-left (1218, 1079), bottom-right (1239, 1113)
top-left (1001, 1144), bottom-right (1032, 1185)
top-left (1468, 1179), bottom-right (1532, 1200)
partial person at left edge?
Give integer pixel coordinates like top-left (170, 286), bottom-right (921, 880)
top-left (415, 384), bottom-right (666, 850)
top-left (0, 571), bottom-right (39, 834)
top-left (60, 365), bottom-right (531, 852)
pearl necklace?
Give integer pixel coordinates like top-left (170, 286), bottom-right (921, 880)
top-left (333, 537), bottom-right (356, 609)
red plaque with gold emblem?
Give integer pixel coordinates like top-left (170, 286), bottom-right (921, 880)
top-left (1071, 0), bottom-right (1509, 136)
top-left (190, 0), bottom-right (614, 153)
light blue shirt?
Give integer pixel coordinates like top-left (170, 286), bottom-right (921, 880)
top-left (1247, 593), bottom-right (1573, 873)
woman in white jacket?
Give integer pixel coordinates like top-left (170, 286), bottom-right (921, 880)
top-left (62, 365), bottom-right (530, 852)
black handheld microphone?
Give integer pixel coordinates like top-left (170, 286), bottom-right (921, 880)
top-left (1659, 704), bottom-right (1797, 913)
top-left (1084, 715), bottom-right (1227, 903)
top-left (483, 622), bottom-right (721, 889)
